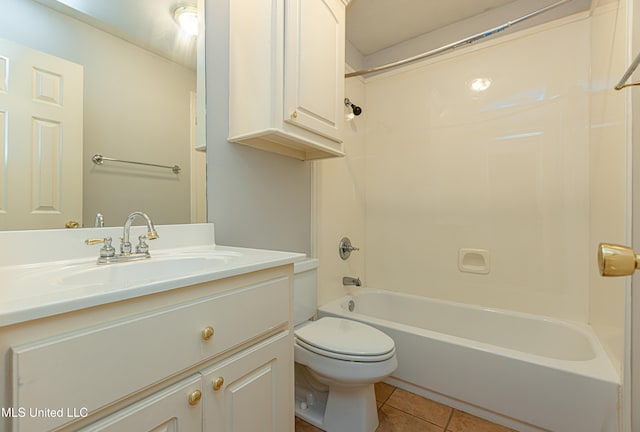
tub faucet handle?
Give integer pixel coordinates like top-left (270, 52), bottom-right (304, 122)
top-left (339, 237), bottom-right (360, 260)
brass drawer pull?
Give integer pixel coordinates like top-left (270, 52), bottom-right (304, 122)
top-left (201, 326), bottom-right (214, 340)
top-left (188, 390), bottom-right (202, 405)
top-left (213, 376), bottom-right (224, 391)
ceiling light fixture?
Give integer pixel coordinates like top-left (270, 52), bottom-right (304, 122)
top-left (174, 5), bottom-right (198, 37)
top-left (470, 77), bottom-right (492, 92)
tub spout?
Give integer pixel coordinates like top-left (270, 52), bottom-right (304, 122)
top-left (343, 276), bottom-right (361, 287)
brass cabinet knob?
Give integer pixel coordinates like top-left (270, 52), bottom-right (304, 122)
top-left (212, 376), bottom-right (224, 391)
top-left (65, 220), bottom-right (80, 228)
top-left (598, 243), bottom-right (640, 276)
top-left (201, 326), bottom-right (214, 340)
top-left (291, 111), bottom-right (298, 119)
top-left (188, 390), bottom-right (202, 405)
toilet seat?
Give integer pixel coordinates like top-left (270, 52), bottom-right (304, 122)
top-left (295, 317), bottom-right (395, 362)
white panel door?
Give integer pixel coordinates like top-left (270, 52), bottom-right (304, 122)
top-left (630, 1), bottom-right (640, 430)
top-left (0, 38), bottom-right (83, 230)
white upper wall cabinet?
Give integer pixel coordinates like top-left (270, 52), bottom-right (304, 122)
top-left (229, 0), bottom-right (347, 160)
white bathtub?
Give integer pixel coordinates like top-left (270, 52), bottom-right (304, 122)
top-left (319, 289), bottom-right (620, 432)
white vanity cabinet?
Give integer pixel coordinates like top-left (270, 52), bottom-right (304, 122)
top-left (79, 333), bottom-right (292, 432)
top-left (0, 266), bottom-right (294, 432)
top-left (228, 0), bottom-right (348, 160)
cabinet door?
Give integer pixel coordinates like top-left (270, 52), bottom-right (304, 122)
top-left (79, 376), bottom-right (202, 432)
top-left (284, 0), bottom-right (345, 142)
top-left (202, 331), bottom-right (293, 432)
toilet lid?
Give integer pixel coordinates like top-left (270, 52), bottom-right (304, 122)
top-left (295, 317), bottom-right (395, 361)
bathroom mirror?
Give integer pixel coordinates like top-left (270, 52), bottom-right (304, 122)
top-left (0, 0), bottom-right (206, 230)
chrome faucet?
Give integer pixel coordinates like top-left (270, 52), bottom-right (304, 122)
top-left (121, 211), bottom-right (159, 255)
top-left (343, 276), bottom-right (361, 287)
top-left (85, 211), bottom-right (158, 264)
top-left (94, 212), bottom-right (104, 227)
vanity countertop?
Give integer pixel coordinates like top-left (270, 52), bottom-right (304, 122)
top-left (0, 224), bottom-right (305, 327)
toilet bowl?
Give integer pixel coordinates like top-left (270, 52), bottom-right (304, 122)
top-left (294, 259), bottom-right (397, 432)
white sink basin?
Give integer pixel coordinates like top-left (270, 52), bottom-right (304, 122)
top-left (62, 256), bottom-right (226, 287)
top-left (0, 223), bottom-right (306, 327)
top-left (18, 249), bottom-right (244, 291)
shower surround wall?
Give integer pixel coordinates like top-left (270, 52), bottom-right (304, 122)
top-left (365, 16), bottom-right (591, 320)
top-left (318, 5), bottom-right (627, 374)
top-left (316, 72), bottom-right (367, 304)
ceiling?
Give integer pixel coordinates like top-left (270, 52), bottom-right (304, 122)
top-left (345, 0), bottom-right (598, 61)
top-left (36, 0), bottom-right (603, 71)
top-left (346, 0), bottom-right (518, 56)
top-left (34, 0), bottom-right (198, 68)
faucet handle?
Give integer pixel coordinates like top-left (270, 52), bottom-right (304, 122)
top-left (85, 237), bottom-right (106, 246)
top-left (85, 237), bottom-right (116, 258)
top-left (136, 235), bottom-right (150, 254)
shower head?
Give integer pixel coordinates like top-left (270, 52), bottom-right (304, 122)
top-left (344, 98), bottom-right (362, 120)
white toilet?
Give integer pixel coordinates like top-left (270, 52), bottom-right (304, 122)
top-left (293, 259), bottom-right (398, 432)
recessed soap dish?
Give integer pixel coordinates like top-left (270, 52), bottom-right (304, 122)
top-left (458, 248), bottom-right (490, 274)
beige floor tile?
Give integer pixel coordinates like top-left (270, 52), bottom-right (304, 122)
top-left (385, 388), bottom-right (453, 427)
top-left (377, 405), bottom-right (444, 432)
top-left (375, 382), bottom-right (396, 404)
top-left (294, 416), bottom-right (324, 432)
top-left (446, 410), bottom-right (517, 432)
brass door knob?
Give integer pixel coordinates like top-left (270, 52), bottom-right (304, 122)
top-left (212, 376), bottom-right (224, 391)
top-left (65, 220), bottom-right (80, 228)
top-left (201, 326), bottom-right (214, 340)
top-left (188, 390), bottom-right (202, 405)
top-left (598, 243), bottom-right (640, 276)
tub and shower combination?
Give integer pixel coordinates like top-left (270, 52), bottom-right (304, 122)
top-left (319, 289), bottom-right (620, 432)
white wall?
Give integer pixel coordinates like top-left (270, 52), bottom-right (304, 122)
top-left (318, 4), bottom-right (629, 372)
top-left (205, 0), bottom-right (312, 255)
top-left (0, 0), bottom-right (196, 228)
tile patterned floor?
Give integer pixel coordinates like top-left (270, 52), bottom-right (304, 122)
top-left (295, 382), bottom-right (517, 432)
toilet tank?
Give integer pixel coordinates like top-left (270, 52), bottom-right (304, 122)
top-left (293, 258), bottom-right (319, 326)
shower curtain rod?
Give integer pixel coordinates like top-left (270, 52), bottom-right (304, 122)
top-left (614, 51), bottom-right (640, 90)
top-left (345, 0), bottom-right (571, 79)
